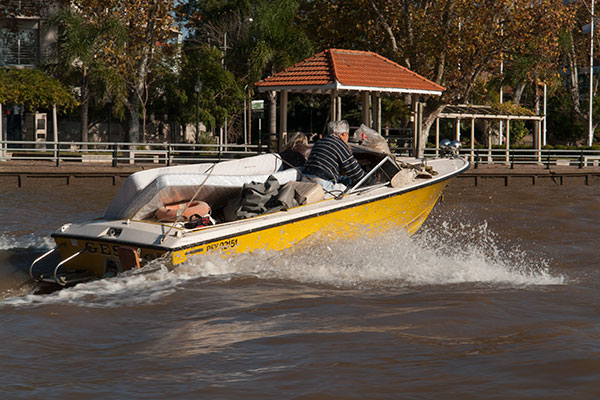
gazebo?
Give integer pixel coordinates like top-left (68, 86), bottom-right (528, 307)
top-left (255, 48), bottom-right (445, 152)
top-left (436, 104), bottom-right (545, 163)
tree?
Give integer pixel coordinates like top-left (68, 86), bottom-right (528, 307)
top-left (559, 1), bottom-right (600, 143)
top-left (73, 0), bottom-right (179, 144)
top-left (47, 6), bottom-right (124, 145)
top-left (299, 0), bottom-right (573, 145)
top-left (245, 0), bottom-right (313, 140)
top-left (179, 0), bottom-right (312, 144)
top-left (179, 45), bottom-right (245, 137)
top-left (0, 68), bottom-right (78, 112)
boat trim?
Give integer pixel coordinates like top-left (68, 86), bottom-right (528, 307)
top-left (51, 159), bottom-right (469, 254)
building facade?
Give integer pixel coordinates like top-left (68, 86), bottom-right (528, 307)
top-left (0, 0), bottom-right (58, 68)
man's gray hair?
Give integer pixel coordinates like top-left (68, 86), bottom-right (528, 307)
top-left (327, 120), bottom-right (350, 137)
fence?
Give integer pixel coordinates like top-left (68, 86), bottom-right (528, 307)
top-left (423, 147), bottom-right (600, 168)
top-left (0, 140), bottom-right (266, 166)
top-left (3, 140), bottom-right (600, 168)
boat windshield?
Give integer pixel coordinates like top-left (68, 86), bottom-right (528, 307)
top-left (349, 154), bottom-right (401, 193)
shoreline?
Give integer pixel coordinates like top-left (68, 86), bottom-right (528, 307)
top-left (2, 160), bottom-right (600, 187)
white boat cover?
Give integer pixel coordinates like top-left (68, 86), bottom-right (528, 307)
top-left (104, 154), bottom-right (297, 220)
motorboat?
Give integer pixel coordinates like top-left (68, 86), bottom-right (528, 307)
top-left (30, 143), bottom-right (469, 286)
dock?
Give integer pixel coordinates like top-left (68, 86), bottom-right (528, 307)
top-left (2, 160), bottom-right (600, 187)
top-left (457, 164), bottom-right (600, 186)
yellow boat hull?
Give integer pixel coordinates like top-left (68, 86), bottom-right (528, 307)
top-left (170, 179), bottom-right (448, 265)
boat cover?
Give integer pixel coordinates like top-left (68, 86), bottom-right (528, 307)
top-left (104, 154), bottom-right (295, 220)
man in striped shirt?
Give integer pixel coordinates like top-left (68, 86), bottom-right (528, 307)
top-left (303, 120), bottom-right (365, 192)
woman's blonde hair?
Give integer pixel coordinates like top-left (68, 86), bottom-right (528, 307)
top-left (284, 132), bottom-right (308, 151)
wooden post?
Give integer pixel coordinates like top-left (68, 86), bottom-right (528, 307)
top-left (376, 95), bottom-right (381, 132)
top-left (455, 119), bottom-right (461, 141)
top-left (361, 91), bottom-right (370, 126)
top-left (435, 118), bottom-right (440, 157)
top-left (330, 91), bottom-right (337, 121)
top-left (412, 96), bottom-right (418, 157)
top-left (417, 102), bottom-right (424, 158)
top-left (279, 90), bottom-right (288, 151)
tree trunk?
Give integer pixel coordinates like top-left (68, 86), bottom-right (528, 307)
top-left (126, 94), bottom-right (140, 144)
top-left (533, 83), bottom-right (541, 147)
top-left (420, 101), bottom-right (446, 153)
top-left (565, 33), bottom-right (584, 120)
top-left (513, 81), bottom-right (527, 105)
top-left (369, 0), bottom-right (398, 51)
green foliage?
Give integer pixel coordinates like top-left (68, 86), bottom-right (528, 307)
top-left (508, 120), bottom-right (530, 144)
top-left (381, 98), bottom-right (410, 127)
top-left (0, 68), bottom-right (78, 112)
top-left (197, 131), bottom-right (217, 145)
top-left (546, 88), bottom-right (585, 144)
top-left (492, 101), bottom-right (535, 116)
top-left (180, 45), bottom-right (245, 130)
top-left (246, 0), bottom-right (313, 83)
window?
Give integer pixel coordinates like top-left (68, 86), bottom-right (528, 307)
top-left (0, 26), bottom-right (38, 66)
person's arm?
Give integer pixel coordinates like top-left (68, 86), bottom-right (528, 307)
top-left (338, 144), bottom-right (365, 184)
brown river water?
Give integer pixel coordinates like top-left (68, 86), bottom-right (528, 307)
top-left (0, 178), bottom-right (599, 399)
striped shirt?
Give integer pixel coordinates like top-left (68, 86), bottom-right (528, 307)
top-left (303, 134), bottom-right (365, 184)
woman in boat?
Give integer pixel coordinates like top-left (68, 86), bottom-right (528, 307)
top-left (302, 120), bottom-right (366, 192)
top-left (279, 132), bottom-right (312, 168)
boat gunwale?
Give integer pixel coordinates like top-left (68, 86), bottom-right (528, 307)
top-left (51, 157), bottom-right (470, 253)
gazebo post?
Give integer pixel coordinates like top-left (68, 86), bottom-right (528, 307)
top-left (337, 96), bottom-right (342, 120)
top-left (361, 91), bottom-right (370, 126)
top-left (417, 102), bottom-right (424, 158)
top-left (373, 94), bottom-right (381, 132)
top-left (435, 118), bottom-right (440, 157)
top-left (411, 97), bottom-right (418, 157)
top-left (279, 90), bottom-right (288, 151)
top-left (330, 90), bottom-right (337, 122)
top-left (505, 118), bottom-right (510, 165)
top-left (455, 118), bottom-right (461, 141)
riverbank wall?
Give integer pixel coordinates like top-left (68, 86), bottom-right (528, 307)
top-left (2, 160), bottom-right (600, 187)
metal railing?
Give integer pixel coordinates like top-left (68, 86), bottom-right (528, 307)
top-left (3, 140), bottom-right (600, 168)
top-left (0, 140), bottom-right (264, 166)
top-left (423, 147), bottom-right (600, 168)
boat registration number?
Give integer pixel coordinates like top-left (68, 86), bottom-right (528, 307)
top-left (84, 241), bottom-right (120, 257)
top-left (182, 238), bottom-right (239, 258)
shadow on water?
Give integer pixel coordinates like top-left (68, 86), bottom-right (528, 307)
top-left (0, 248), bottom-right (64, 299)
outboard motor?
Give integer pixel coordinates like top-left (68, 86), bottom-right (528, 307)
top-left (440, 139), bottom-right (462, 158)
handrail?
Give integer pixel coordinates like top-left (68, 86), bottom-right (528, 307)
top-left (53, 249), bottom-right (87, 286)
top-left (4, 139), bottom-right (600, 167)
top-left (29, 244), bottom-right (64, 280)
top-left (0, 140), bottom-right (262, 165)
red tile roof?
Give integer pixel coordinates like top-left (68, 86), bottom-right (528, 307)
top-left (255, 49), bottom-right (445, 94)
